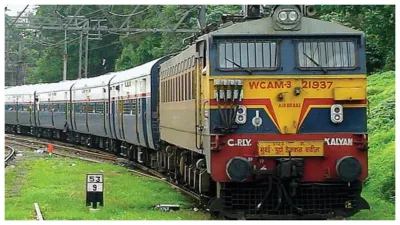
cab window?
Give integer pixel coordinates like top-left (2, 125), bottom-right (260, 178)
top-left (217, 39), bottom-right (279, 70)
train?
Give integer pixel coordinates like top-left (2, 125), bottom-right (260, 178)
top-left (5, 5), bottom-right (370, 219)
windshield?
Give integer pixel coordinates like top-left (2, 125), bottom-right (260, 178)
top-left (297, 40), bottom-right (357, 69)
top-left (218, 40), bottom-right (279, 70)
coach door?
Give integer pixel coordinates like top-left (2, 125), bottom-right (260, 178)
top-left (102, 85), bottom-right (108, 137)
top-left (134, 80), bottom-right (142, 146)
top-left (195, 40), bottom-right (206, 150)
top-left (118, 84), bottom-right (126, 140)
top-left (110, 86), bottom-right (118, 140)
top-left (15, 96), bottom-right (19, 125)
top-left (34, 92), bottom-right (40, 127)
top-left (115, 83), bottom-right (125, 141)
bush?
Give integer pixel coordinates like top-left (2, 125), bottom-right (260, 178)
top-left (365, 71), bottom-right (395, 202)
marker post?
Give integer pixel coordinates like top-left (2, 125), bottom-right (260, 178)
top-left (86, 174), bottom-right (104, 210)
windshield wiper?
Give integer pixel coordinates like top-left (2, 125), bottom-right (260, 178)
top-left (225, 58), bottom-right (252, 74)
top-left (302, 52), bottom-right (327, 73)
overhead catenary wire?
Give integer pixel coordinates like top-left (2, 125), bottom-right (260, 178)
top-left (108, 5), bottom-right (151, 17)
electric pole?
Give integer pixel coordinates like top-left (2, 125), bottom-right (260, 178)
top-left (63, 30), bottom-right (68, 81)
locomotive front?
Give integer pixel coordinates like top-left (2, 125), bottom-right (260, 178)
top-left (204, 5), bottom-right (370, 219)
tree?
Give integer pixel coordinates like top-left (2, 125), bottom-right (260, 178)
top-left (317, 5), bottom-right (395, 73)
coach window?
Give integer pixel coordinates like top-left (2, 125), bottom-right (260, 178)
top-left (185, 73), bottom-right (189, 100)
top-left (171, 77), bottom-right (174, 102)
top-left (164, 80), bottom-right (168, 102)
top-left (179, 75), bottom-right (183, 101)
top-left (163, 81), bottom-right (166, 103)
top-left (192, 70), bottom-right (196, 99)
top-left (59, 103), bottom-right (65, 112)
top-left (188, 72), bottom-right (192, 100)
top-left (181, 75), bottom-right (184, 101)
top-left (175, 76), bottom-right (178, 102)
top-left (166, 79), bottom-right (169, 102)
top-left (170, 78), bottom-right (173, 102)
top-left (180, 75), bottom-right (182, 101)
top-left (165, 80), bottom-right (167, 102)
top-left (165, 81), bottom-right (167, 103)
top-left (95, 102), bottom-right (104, 114)
top-left (183, 74), bottom-right (185, 101)
top-left (123, 100), bottom-right (131, 114)
top-left (161, 81), bottom-right (164, 102)
top-left (177, 76), bottom-right (180, 101)
top-left (53, 103), bottom-right (59, 112)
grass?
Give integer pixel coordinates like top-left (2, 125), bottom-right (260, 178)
top-left (350, 189), bottom-right (395, 220)
top-left (5, 156), bottom-right (211, 220)
top-left (364, 71), bottom-right (395, 201)
top-left (349, 71), bottom-right (395, 220)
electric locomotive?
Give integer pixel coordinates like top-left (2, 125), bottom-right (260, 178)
top-left (158, 5), bottom-right (369, 219)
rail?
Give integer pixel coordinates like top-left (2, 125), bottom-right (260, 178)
top-left (34, 203), bottom-right (44, 220)
top-left (5, 145), bottom-right (16, 165)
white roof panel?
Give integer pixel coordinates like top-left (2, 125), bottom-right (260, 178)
top-left (110, 58), bottom-right (161, 84)
top-left (72, 73), bottom-right (116, 90)
top-left (36, 80), bottom-right (76, 94)
top-left (5, 84), bottom-right (42, 95)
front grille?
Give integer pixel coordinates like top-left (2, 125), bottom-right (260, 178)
top-left (221, 181), bottom-right (361, 216)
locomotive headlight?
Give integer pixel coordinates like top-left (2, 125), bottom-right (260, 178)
top-left (331, 104), bottom-right (343, 123)
top-left (237, 107), bottom-right (244, 114)
top-left (278, 11), bottom-right (288, 21)
top-left (226, 157), bottom-right (252, 182)
top-left (235, 105), bottom-right (247, 124)
top-left (237, 115), bottom-right (245, 123)
top-left (336, 156), bottom-right (362, 182)
top-left (288, 11), bottom-right (298, 21)
top-left (272, 5), bottom-right (302, 31)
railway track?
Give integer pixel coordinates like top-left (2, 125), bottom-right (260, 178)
top-left (5, 145), bottom-right (16, 166)
top-left (5, 135), bottom-right (117, 161)
top-left (4, 134), bottom-right (205, 204)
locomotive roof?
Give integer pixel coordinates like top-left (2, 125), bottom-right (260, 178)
top-left (110, 58), bottom-right (162, 85)
top-left (202, 17), bottom-right (363, 37)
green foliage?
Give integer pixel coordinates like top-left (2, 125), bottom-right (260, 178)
top-left (317, 5), bottom-right (395, 73)
top-left (26, 48), bottom-right (63, 83)
top-left (350, 190), bottom-right (395, 220)
top-left (9, 5), bottom-right (395, 83)
top-left (348, 71), bottom-right (395, 220)
top-left (364, 71), bottom-right (395, 202)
